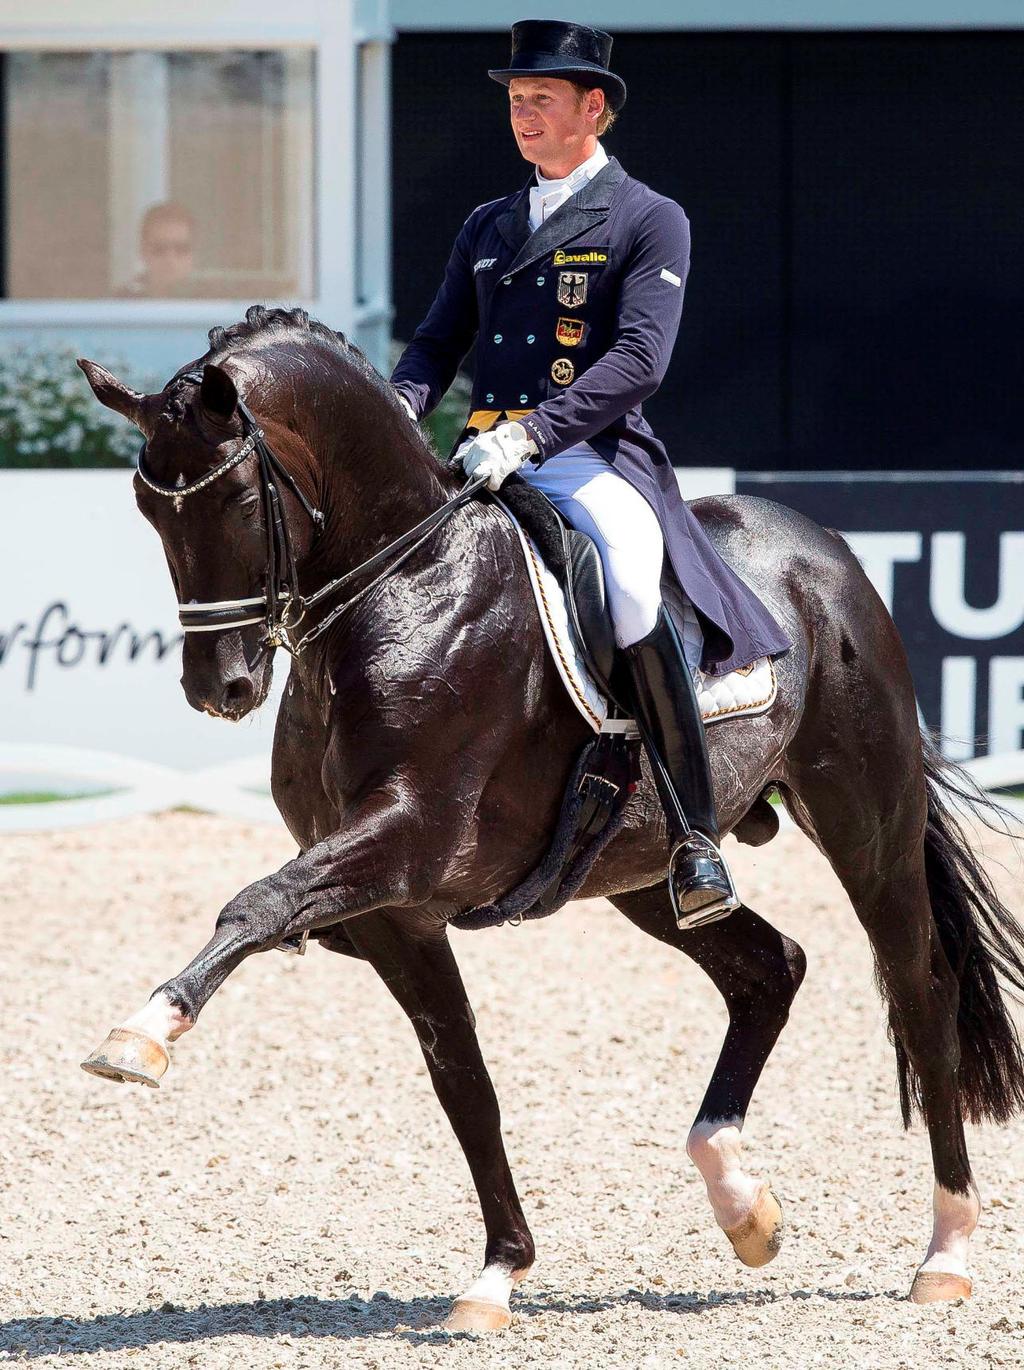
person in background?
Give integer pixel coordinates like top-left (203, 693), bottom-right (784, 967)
top-left (121, 202), bottom-right (197, 298)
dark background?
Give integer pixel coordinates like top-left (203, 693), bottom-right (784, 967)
top-left (734, 473), bottom-right (1024, 748)
top-left (391, 30), bottom-right (1023, 473)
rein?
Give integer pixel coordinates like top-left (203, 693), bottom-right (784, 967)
top-left (136, 374), bottom-right (487, 657)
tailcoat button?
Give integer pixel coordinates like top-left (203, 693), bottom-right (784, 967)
top-left (485, 393), bottom-right (494, 403)
top-left (536, 276), bottom-right (545, 285)
top-left (502, 276), bottom-right (512, 285)
top-left (526, 334), bottom-right (535, 344)
top-left (494, 333), bottom-right (502, 343)
top-left (519, 394), bottom-right (529, 403)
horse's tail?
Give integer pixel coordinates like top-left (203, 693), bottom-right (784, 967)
top-left (898, 733), bottom-right (1024, 1125)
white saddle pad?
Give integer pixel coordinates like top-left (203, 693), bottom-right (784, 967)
top-left (495, 500), bottom-right (778, 734)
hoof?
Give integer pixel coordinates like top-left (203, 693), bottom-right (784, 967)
top-left (909, 1269), bottom-right (973, 1304)
top-left (80, 1028), bottom-right (169, 1088)
top-left (443, 1298), bottom-right (513, 1333)
top-left (723, 1183), bottom-right (784, 1268)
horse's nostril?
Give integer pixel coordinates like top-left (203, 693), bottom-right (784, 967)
top-left (223, 677), bottom-right (254, 711)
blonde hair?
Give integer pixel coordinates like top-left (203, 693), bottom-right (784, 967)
top-left (570, 82), bottom-right (618, 137)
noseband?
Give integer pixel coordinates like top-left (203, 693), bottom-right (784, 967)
top-left (136, 372), bottom-right (485, 657)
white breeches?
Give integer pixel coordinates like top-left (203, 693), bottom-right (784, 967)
top-left (519, 448), bottom-right (665, 648)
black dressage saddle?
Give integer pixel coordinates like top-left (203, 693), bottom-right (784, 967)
top-left (496, 475), bottom-right (618, 698)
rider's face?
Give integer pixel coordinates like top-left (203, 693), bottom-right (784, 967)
top-left (508, 77), bottom-right (603, 178)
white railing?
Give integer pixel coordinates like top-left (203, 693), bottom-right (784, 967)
top-left (0, 744), bottom-right (279, 831)
top-left (1, 742), bottom-right (1021, 833)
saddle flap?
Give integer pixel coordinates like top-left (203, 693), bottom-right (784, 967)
top-left (562, 527), bottom-right (617, 692)
top-left (497, 476), bottom-right (617, 694)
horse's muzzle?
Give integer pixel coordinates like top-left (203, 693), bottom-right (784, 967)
top-left (181, 633), bottom-right (272, 720)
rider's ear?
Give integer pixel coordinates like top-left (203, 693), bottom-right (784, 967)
top-left (199, 362), bottom-right (239, 422)
top-left (77, 358), bottom-right (150, 434)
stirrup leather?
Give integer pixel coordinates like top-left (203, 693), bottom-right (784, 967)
top-left (668, 832), bottom-right (740, 931)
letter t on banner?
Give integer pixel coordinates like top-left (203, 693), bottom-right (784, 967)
top-left (843, 533), bottom-right (923, 615)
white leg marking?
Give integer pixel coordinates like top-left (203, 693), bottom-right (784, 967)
top-left (918, 1184), bottom-right (980, 1280)
top-left (123, 991), bottom-right (192, 1046)
top-left (456, 1264), bottom-right (517, 1310)
top-left (686, 1118), bottom-right (762, 1230)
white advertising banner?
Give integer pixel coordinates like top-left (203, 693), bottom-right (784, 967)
top-left (2, 471), bottom-right (285, 822)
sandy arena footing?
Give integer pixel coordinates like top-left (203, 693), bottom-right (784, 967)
top-left (2, 812), bottom-right (1022, 1368)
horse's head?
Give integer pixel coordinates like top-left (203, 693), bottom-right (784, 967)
top-left (79, 356), bottom-right (318, 720)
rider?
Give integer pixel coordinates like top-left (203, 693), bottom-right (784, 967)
top-left (391, 20), bottom-right (791, 928)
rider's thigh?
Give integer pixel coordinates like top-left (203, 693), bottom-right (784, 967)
top-left (520, 457), bottom-right (665, 646)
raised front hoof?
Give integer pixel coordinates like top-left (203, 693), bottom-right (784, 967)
top-left (443, 1299), bottom-right (513, 1334)
top-left (80, 1028), bottom-right (169, 1088)
top-left (723, 1184), bottom-right (784, 1268)
top-left (909, 1270), bottom-right (973, 1304)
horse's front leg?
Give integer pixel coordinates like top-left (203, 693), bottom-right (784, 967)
top-left (80, 784), bottom-right (450, 1087)
top-left (343, 913), bottom-right (535, 1333)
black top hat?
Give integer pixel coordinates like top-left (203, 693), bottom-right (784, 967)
top-left (488, 20), bottom-right (627, 113)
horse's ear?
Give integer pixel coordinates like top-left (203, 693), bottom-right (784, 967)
top-left (199, 362), bottom-right (239, 421)
top-left (77, 358), bottom-right (148, 432)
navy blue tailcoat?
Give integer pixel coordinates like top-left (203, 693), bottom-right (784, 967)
top-left (392, 156), bottom-right (791, 675)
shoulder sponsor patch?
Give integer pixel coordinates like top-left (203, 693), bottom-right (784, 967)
top-left (473, 257), bottom-right (497, 274)
top-left (660, 267), bottom-right (682, 287)
top-left (553, 247), bottom-right (609, 266)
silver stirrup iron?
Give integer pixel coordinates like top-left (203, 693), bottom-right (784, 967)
top-left (668, 833), bottom-right (740, 931)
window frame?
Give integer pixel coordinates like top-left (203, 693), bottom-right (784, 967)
top-left (0, 2), bottom-right (389, 352)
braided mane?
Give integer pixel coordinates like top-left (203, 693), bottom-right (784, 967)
top-left (205, 304), bottom-right (367, 364)
top-left (160, 305), bottom-right (384, 421)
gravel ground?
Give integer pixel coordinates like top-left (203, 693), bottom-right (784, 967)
top-left (2, 812), bottom-right (1023, 1369)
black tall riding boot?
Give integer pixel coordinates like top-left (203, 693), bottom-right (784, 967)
top-left (625, 607), bottom-right (739, 930)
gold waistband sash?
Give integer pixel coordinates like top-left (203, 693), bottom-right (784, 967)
top-left (465, 408), bottom-right (534, 433)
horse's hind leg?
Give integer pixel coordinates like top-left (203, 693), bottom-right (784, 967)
top-left (610, 886), bottom-right (806, 1268)
top-left (342, 913), bottom-right (535, 1334)
top-left (781, 751), bottom-right (979, 1303)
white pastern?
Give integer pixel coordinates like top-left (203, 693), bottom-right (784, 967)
top-left (122, 990), bottom-right (192, 1046)
top-left (456, 1263), bottom-right (517, 1312)
top-left (918, 1184), bottom-right (980, 1279)
top-left (686, 1118), bottom-right (763, 1231)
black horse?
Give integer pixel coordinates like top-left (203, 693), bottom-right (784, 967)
top-left (78, 307), bottom-right (1024, 1330)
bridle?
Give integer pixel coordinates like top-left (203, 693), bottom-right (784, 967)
top-left (136, 372), bottom-right (486, 658)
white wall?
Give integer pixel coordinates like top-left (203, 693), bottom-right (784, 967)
top-left (390, 1), bottom-right (1024, 28)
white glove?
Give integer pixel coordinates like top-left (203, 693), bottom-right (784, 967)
top-left (458, 421), bottom-right (538, 492)
top-left (395, 391), bottom-right (417, 422)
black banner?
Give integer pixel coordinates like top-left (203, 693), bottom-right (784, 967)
top-left (734, 473), bottom-right (1024, 759)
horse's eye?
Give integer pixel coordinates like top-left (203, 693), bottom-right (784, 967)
top-left (239, 495), bottom-right (260, 519)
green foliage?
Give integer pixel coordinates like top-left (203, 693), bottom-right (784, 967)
top-left (0, 342), bottom-right (158, 469)
top-left (0, 338), bottom-right (473, 470)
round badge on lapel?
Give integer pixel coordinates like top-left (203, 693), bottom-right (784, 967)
top-left (551, 358), bottom-right (575, 385)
